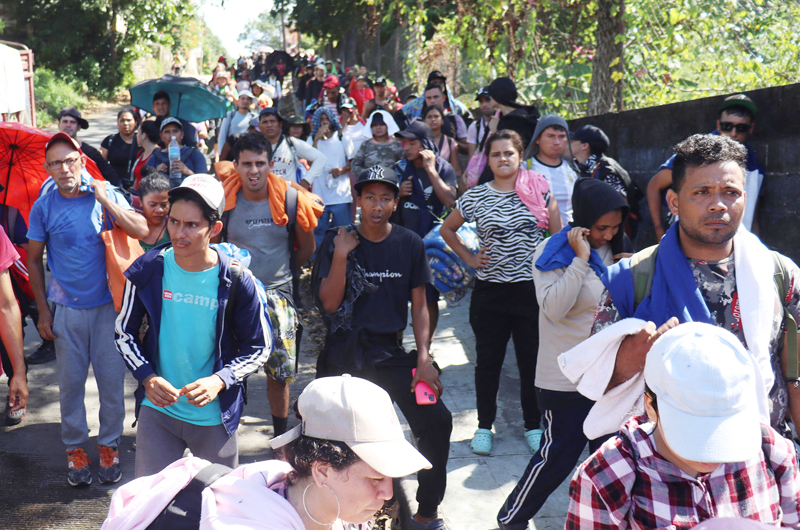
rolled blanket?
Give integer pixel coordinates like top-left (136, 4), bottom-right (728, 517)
top-left (423, 222), bottom-right (479, 304)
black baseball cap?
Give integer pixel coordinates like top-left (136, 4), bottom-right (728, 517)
top-left (570, 124), bottom-right (610, 153)
top-left (476, 86), bottom-right (491, 101)
top-left (259, 107), bottom-right (284, 121)
top-left (354, 165), bottom-right (399, 192)
top-left (427, 70), bottom-right (446, 82)
top-left (57, 107), bottom-right (89, 129)
top-left (374, 77), bottom-right (386, 85)
top-left (395, 120), bottom-right (433, 142)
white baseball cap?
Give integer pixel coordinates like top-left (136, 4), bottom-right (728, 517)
top-left (644, 322), bottom-right (761, 463)
top-left (168, 174), bottom-right (225, 217)
top-left (270, 375), bottom-right (432, 478)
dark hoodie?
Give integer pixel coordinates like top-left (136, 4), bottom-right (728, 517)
top-left (497, 105), bottom-right (540, 151)
top-left (571, 178), bottom-right (632, 255)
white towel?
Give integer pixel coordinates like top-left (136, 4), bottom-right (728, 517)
top-left (559, 226), bottom-right (776, 439)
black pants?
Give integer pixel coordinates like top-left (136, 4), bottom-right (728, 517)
top-left (470, 279), bottom-right (540, 431)
top-left (497, 389), bottom-right (610, 529)
top-left (318, 339), bottom-right (452, 519)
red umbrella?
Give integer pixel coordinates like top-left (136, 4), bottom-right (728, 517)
top-left (0, 122), bottom-right (104, 225)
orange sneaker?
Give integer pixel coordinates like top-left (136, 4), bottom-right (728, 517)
top-left (66, 448), bottom-right (92, 486)
top-left (96, 445), bottom-right (122, 484)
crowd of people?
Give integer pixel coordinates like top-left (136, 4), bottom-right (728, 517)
top-left (1, 48), bottom-right (797, 530)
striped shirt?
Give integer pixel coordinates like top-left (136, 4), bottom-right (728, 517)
top-left (567, 416), bottom-right (800, 529)
top-left (456, 182), bottom-right (549, 283)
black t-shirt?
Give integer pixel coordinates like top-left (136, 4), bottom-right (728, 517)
top-left (101, 133), bottom-right (139, 185)
top-left (317, 224), bottom-right (433, 334)
top-left (306, 78), bottom-right (325, 106)
top-left (80, 141), bottom-right (120, 186)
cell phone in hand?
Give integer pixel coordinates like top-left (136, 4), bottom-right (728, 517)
top-left (412, 368), bottom-right (438, 405)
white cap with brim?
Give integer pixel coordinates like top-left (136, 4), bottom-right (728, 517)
top-left (168, 174), bottom-right (225, 218)
top-left (644, 322), bottom-right (762, 464)
top-left (270, 375), bottom-right (432, 478)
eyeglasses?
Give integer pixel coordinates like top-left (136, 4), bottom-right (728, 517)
top-left (718, 121), bottom-right (751, 134)
top-left (46, 156), bottom-right (80, 170)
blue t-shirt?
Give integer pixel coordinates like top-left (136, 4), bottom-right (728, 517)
top-left (143, 248), bottom-right (221, 426)
top-left (26, 175), bottom-right (133, 308)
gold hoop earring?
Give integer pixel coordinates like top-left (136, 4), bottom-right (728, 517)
top-left (302, 483), bottom-right (341, 526)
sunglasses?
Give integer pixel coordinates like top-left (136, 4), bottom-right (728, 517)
top-left (718, 121), bottom-right (751, 134)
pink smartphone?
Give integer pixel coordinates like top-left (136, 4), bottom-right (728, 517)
top-left (412, 368), bottom-right (438, 405)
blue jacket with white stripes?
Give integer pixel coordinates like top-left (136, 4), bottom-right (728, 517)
top-left (114, 243), bottom-right (271, 437)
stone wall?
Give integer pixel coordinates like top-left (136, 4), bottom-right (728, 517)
top-left (567, 83), bottom-right (800, 262)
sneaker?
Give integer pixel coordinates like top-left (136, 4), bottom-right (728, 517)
top-left (67, 448), bottom-right (92, 487)
top-left (96, 445), bottom-right (122, 484)
top-left (4, 400), bottom-right (25, 426)
top-left (26, 339), bottom-right (56, 365)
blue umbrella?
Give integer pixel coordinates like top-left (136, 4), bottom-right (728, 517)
top-left (129, 74), bottom-right (227, 123)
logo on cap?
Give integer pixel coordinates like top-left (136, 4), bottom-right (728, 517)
top-left (367, 165), bottom-right (386, 181)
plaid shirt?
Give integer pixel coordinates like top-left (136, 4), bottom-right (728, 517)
top-left (567, 417), bottom-right (800, 529)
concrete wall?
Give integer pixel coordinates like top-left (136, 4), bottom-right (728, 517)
top-left (567, 82), bottom-right (800, 262)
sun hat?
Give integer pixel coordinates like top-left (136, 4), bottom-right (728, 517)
top-left (270, 375), bottom-right (431, 477)
top-left (238, 90), bottom-right (255, 100)
top-left (57, 107), bottom-right (89, 129)
top-left (644, 322), bottom-right (762, 463)
top-left (168, 174), bottom-right (225, 218)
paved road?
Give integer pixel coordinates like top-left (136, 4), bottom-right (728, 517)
top-left (2, 107), bottom-right (579, 529)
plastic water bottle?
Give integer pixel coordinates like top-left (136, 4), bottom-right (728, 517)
top-left (168, 136), bottom-right (181, 187)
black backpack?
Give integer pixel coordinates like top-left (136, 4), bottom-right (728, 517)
top-left (146, 463), bottom-right (234, 530)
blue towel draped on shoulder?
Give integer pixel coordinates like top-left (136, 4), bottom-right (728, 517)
top-left (423, 222), bottom-right (479, 304)
top-left (601, 223), bottom-right (714, 326)
top-left (535, 225), bottom-right (608, 278)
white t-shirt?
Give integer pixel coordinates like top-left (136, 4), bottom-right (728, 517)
top-left (309, 134), bottom-right (353, 206)
top-left (527, 157), bottom-right (577, 226)
top-left (270, 135), bottom-right (327, 184)
top-left (467, 118), bottom-right (491, 147)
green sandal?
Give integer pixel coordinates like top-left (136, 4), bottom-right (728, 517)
top-left (470, 428), bottom-right (494, 455)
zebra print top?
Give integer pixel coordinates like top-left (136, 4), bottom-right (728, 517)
top-left (456, 182), bottom-right (550, 283)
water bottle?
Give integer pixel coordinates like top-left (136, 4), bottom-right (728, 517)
top-left (168, 136), bottom-right (181, 187)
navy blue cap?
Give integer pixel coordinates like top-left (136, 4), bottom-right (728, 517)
top-left (395, 120), bottom-right (433, 142)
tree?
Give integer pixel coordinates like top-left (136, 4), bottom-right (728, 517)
top-left (587, 0), bottom-right (625, 115)
top-left (239, 11), bottom-right (284, 51)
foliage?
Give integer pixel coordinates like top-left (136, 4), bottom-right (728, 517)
top-left (239, 11), bottom-right (284, 51)
top-left (33, 68), bottom-right (88, 125)
top-left (1, 0), bottom-right (202, 97)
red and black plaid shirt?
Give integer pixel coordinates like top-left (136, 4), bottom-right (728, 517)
top-left (567, 417), bottom-right (800, 529)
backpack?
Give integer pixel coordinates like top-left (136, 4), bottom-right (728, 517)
top-left (145, 463), bottom-right (234, 530)
top-left (630, 246), bottom-right (799, 382)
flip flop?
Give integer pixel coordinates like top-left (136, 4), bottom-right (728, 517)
top-left (524, 429), bottom-right (544, 454)
top-left (470, 428), bottom-right (493, 455)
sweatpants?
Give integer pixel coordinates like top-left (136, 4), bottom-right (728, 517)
top-left (319, 348), bottom-right (453, 519)
top-left (496, 389), bottom-right (609, 529)
top-left (469, 279), bottom-right (540, 431)
top-left (135, 405), bottom-right (238, 478)
top-left (53, 302), bottom-right (126, 450)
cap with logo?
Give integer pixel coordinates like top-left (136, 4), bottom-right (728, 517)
top-left (160, 117), bottom-right (184, 132)
top-left (168, 174), bottom-right (226, 218)
top-left (340, 97), bottom-right (356, 109)
top-left (58, 107), bottom-right (89, 130)
top-left (374, 77), bottom-right (386, 86)
top-left (354, 165), bottom-right (399, 192)
top-left (475, 86), bottom-right (491, 101)
top-left (395, 120), bottom-right (434, 142)
top-left (644, 322), bottom-right (763, 464)
top-left (270, 375), bottom-right (431, 477)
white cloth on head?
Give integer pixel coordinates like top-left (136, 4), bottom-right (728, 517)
top-left (361, 110), bottom-right (399, 139)
top-left (558, 226), bottom-right (775, 439)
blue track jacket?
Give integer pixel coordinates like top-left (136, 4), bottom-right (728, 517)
top-left (114, 244), bottom-right (271, 436)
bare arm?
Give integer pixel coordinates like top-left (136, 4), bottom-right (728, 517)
top-left (293, 223), bottom-right (316, 267)
top-left (92, 180), bottom-right (149, 239)
top-left (606, 318), bottom-right (679, 391)
top-left (27, 240), bottom-right (55, 341)
top-left (0, 268), bottom-right (27, 411)
top-left (318, 228), bottom-right (359, 313)
top-left (449, 140), bottom-right (463, 178)
top-left (647, 168), bottom-right (672, 240)
top-left (440, 209), bottom-right (490, 270)
top-left (547, 198), bottom-right (563, 234)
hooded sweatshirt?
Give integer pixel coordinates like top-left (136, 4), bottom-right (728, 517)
top-left (532, 178), bottom-right (629, 391)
